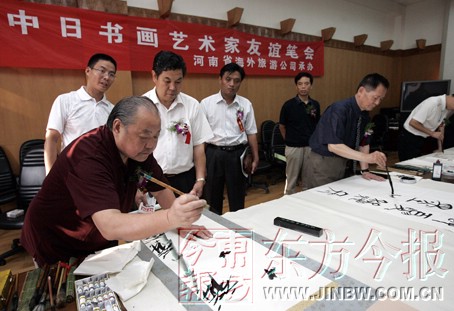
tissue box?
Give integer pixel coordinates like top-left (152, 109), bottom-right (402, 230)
top-left (74, 273), bottom-right (121, 311)
top-left (6, 209), bottom-right (24, 218)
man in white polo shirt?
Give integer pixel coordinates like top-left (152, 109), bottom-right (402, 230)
top-left (398, 94), bottom-right (454, 161)
top-left (44, 53), bottom-right (117, 174)
top-left (143, 51), bottom-right (213, 197)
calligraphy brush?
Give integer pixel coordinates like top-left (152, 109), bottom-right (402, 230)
top-left (139, 170), bottom-right (185, 196)
top-left (32, 292), bottom-right (47, 311)
top-left (138, 169), bottom-right (210, 208)
top-left (47, 276), bottom-right (56, 311)
top-left (29, 264), bottom-right (50, 310)
top-left (10, 274), bottom-right (19, 311)
top-left (30, 275), bottom-right (49, 311)
top-left (52, 262), bottom-right (61, 288)
top-left (385, 162), bottom-right (395, 197)
top-left (379, 147), bottom-right (395, 197)
top-left (55, 264), bottom-right (67, 308)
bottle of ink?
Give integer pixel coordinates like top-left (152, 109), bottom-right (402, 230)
top-left (432, 160), bottom-right (442, 181)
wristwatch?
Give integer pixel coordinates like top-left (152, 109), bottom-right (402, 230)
top-left (360, 169), bottom-right (370, 175)
top-left (196, 177), bottom-right (206, 184)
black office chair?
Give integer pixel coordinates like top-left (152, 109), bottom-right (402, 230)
top-left (260, 120), bottom-right (276, 162)
top-left (0, 147), bottom-right (45, 265)
top-left (19, 139), bottom-right (45, 165)
top-left (244, 146), bottom-right (272, 193)
top-left (0, 146), bottom-right (17, 206)
top-left (0, 147), bottom-right (21, 266)
top-left (269, 123), bottom-right (286, 184)
top-left (17, 148), bottom-right (46, 209)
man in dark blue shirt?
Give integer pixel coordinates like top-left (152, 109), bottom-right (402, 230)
top-left (279, 72), bottom-right (321, 194)
top-left (304, 73), bottom-right (389, 189)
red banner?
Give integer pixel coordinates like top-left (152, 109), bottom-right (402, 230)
top-left (0, 0), bottom-right (324, 76)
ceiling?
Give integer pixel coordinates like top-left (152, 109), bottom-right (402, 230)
top-left (389, 0), bottom-right (426, 5)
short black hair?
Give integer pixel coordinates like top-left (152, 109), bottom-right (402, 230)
top-left (220, 63), bottom-right (246, 81)
top-left (107, 96), bottom-right (159, 130)
top-left (87, 53), bottom-right (117, 71)
top-left (152, 50), bottom-right (187, 77)
top-left (357, 73), bottom-right (389, 92)
top-left (294, 72), bottom-right (313, 85)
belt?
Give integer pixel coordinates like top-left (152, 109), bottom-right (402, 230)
top-left (207, 144), bottom-right (246, 151)
top-left (164, 174), bottom-right (176, 178)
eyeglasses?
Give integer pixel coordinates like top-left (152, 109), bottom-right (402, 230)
top-left (91, 67), bottom-right (116, 79)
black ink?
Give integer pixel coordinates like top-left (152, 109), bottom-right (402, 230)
top-left (406, 197), bottom-right (452, 210)
top-left (385, 204), bottom-right (432, 219)
top-left (349, 195), bottom-right (388, 206)
top-left (219, 250), bottom-right (231, 258)
top-left (203, 275), bottom-right (238, 307)
top-left (432, 218), bottom-right (454, 226)
top-left (148, 234), bottom-right (174, 259)
top-left (264, 267), bottom-right (278, 280)
top-left (318, 187), bottom-right (349, 196)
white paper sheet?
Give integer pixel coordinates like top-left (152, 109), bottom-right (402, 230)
top-left (141, 215), bottom-right (334, 311)
top-left (121, 271), bottom-right (186, 311)
top-left (223, 176), bottom-right (454, 311)
top-left (395, 147), bottom-right (454, 171)
top-left (105, 256), bottom-right (154, 301)
top-left (307, 175), bottom-right (454, 232)
top-left (74, 241), bottom-right (140, 275)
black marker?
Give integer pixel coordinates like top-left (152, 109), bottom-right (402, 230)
top-left (274, 217), bottom-right (323, 237)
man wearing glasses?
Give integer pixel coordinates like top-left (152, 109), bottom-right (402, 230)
top-left (44, 53), bottom-right (117, 174)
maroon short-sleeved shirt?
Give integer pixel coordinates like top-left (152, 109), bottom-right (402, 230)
top-left (21, 126), bottom-right (165, 266)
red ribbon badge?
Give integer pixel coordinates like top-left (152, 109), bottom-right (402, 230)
top-left (185, 131), bottom-right (191, 144)
top-left (237, 118), bottom-right (245, 132)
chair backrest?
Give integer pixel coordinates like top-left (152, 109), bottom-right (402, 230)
top-left (0, 147), bottom-right (17, 205)
top-left (19, 139), bottom-right (45, 165)
top-left (270, 123), bottom-right (286, 163)
top-left (260, 120), bottom-right (276, 161)
top-left (18, 148), bottom-right (45, 209)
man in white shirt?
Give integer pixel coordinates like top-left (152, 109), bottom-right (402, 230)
top-left (44, 53), bottom-right (117, 174)
top-left (398, 94), bottom-right (454, 161)
top-left (201, 63), bottom-right (259, 215)
top-left (143, 51), bottom-right (213, 197)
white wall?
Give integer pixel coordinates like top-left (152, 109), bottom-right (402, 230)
top-left (403, 0), bottom-right (445, 48)
top-left (126, 0), bottom-right (447, 50)
top-left (441, 0), bottom-right (454, 86)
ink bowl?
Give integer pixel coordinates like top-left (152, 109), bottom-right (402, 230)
top-left (443, 166), bottom-right (454, 177)
top-left (400, 176), bottom-right (416, 184)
